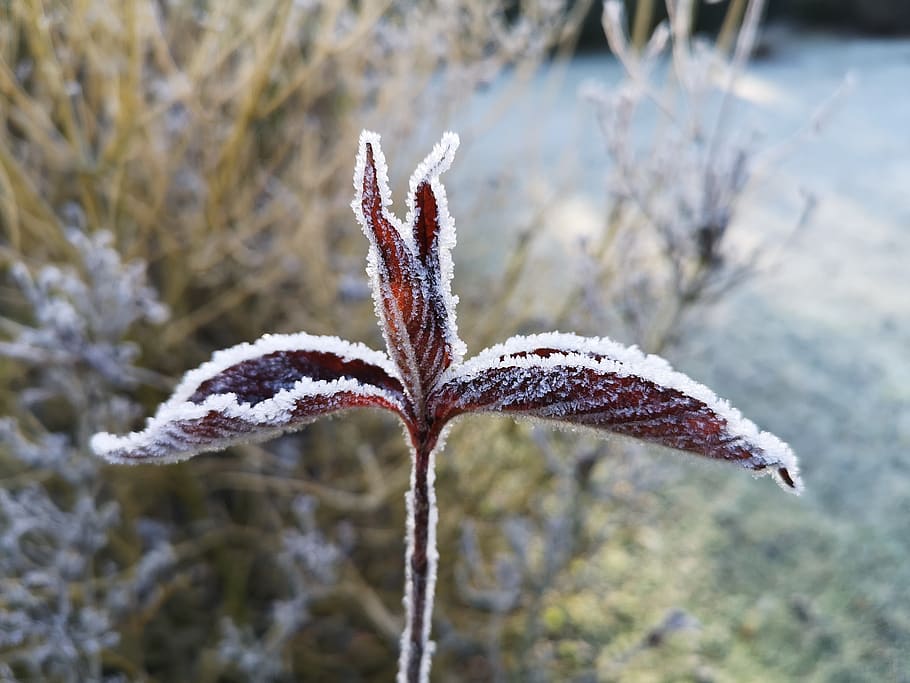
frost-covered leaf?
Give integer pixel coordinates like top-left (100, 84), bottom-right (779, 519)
top-left (91, 333), bottom-right (409, 463)
top-left (352, 131), bottom-right (465, 407)
top-left (429, 332), bottom-right (800, 492)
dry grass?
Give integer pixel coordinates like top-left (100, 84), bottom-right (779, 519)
top-left (0, 0), bottom-right (581, 358)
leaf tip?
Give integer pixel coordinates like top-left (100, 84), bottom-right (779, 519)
top-left (355, 130), bottom-right (385, 185)
top-left (409, 132), bottom-right (461, 196)
top-left (358, 129), bottom-right (382, 149)
top-left (439, 130), bottom-right (460, 156)
top-left (90, 431), bottom-right (135, 465)
top-left (774, 465), bottom-right (803, 494)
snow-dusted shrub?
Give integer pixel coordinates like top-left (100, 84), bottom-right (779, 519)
top-left (0, 229), bottom-right (168, 681)
top-left (578, 0), bottom-right (815, 352)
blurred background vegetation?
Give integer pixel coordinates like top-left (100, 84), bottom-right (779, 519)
top-left (1, 1), bottom-right (908, 681)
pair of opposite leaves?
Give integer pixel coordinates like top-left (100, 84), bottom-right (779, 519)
top-left (91, 131), bottom-right (801, 493)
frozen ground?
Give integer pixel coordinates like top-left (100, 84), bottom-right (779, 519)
top-left (450, 30), bottom-right (910, 680)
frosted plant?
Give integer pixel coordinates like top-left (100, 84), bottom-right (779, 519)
top-left (1, 227), bottom-right (168, 389)
top-left (215, 496), bottom-right (341, 683)
top-left (0, 219), bottom-right (175, 680)
top-left (0, 419), bottom-right (92, 483)
top-left (0, 225), bottom-right (169, 440)
top-left (92, 131), bottom-right (801, 683)
top-left (578, 0), bottom-right (809, 351)
top-left (0, 487), bottom-right (121, 682)
top-left (216, 617), bottom-right (287, 683)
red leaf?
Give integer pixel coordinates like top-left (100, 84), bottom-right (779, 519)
top-left (353, 132), bottom-right (463, 409)
top-left (91, 334), bottom-right (410, 463)
top-left (429, 333), bottom-right (800, 491)
top-left (188, 349), bottom-right (405, 407)
top-left (413, 181), bottom-right (440, 265)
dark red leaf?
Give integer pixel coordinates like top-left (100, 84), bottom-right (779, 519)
top-left (428, 334), bottom-right (800, 490)
top-left (356, 135), bottom-right (460, 407)
top-left (91, 334), bottom-right (411, 463)
top-left (189, 349), bottom-right (405, 407)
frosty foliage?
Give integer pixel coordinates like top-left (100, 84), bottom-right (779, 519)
top-left (281, 496), bottom-right (343, 587)
top-left (166, 332), bottom-right (402, 407)
top-left (0, 219), bottom-right (175, 680)
top-left (0, 487), bottom-right (121, 682)
top-left (91, 129), bottom-right (800, 683)
top-left (0, 226), bottom-right (168, 393)
top-left (215, 496), bottom-right (342, 683)
top-left (216, 618), bottom-right (288, 683)
top-left (352, 131), bottom-right (464, 411)
top-left (435, 332), bottom-right (799, 491)
top-left (0, 419), bottom-right (95, 484)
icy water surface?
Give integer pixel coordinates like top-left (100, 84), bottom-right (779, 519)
top-left (455, 31), bottom-right (910, 680)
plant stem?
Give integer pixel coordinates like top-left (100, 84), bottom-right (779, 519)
top-left (400, 439), bottom-right (439, 683)
top-left (631, 0), bottom-right (655, 50)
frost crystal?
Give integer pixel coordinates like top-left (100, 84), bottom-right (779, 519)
top-left (92, 130), bottom-right (801, 683)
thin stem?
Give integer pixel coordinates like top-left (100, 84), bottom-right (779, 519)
top-left (399, 439), bottom-right (439, 683)
top-left (631, 0), bottom-right (655, 50)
